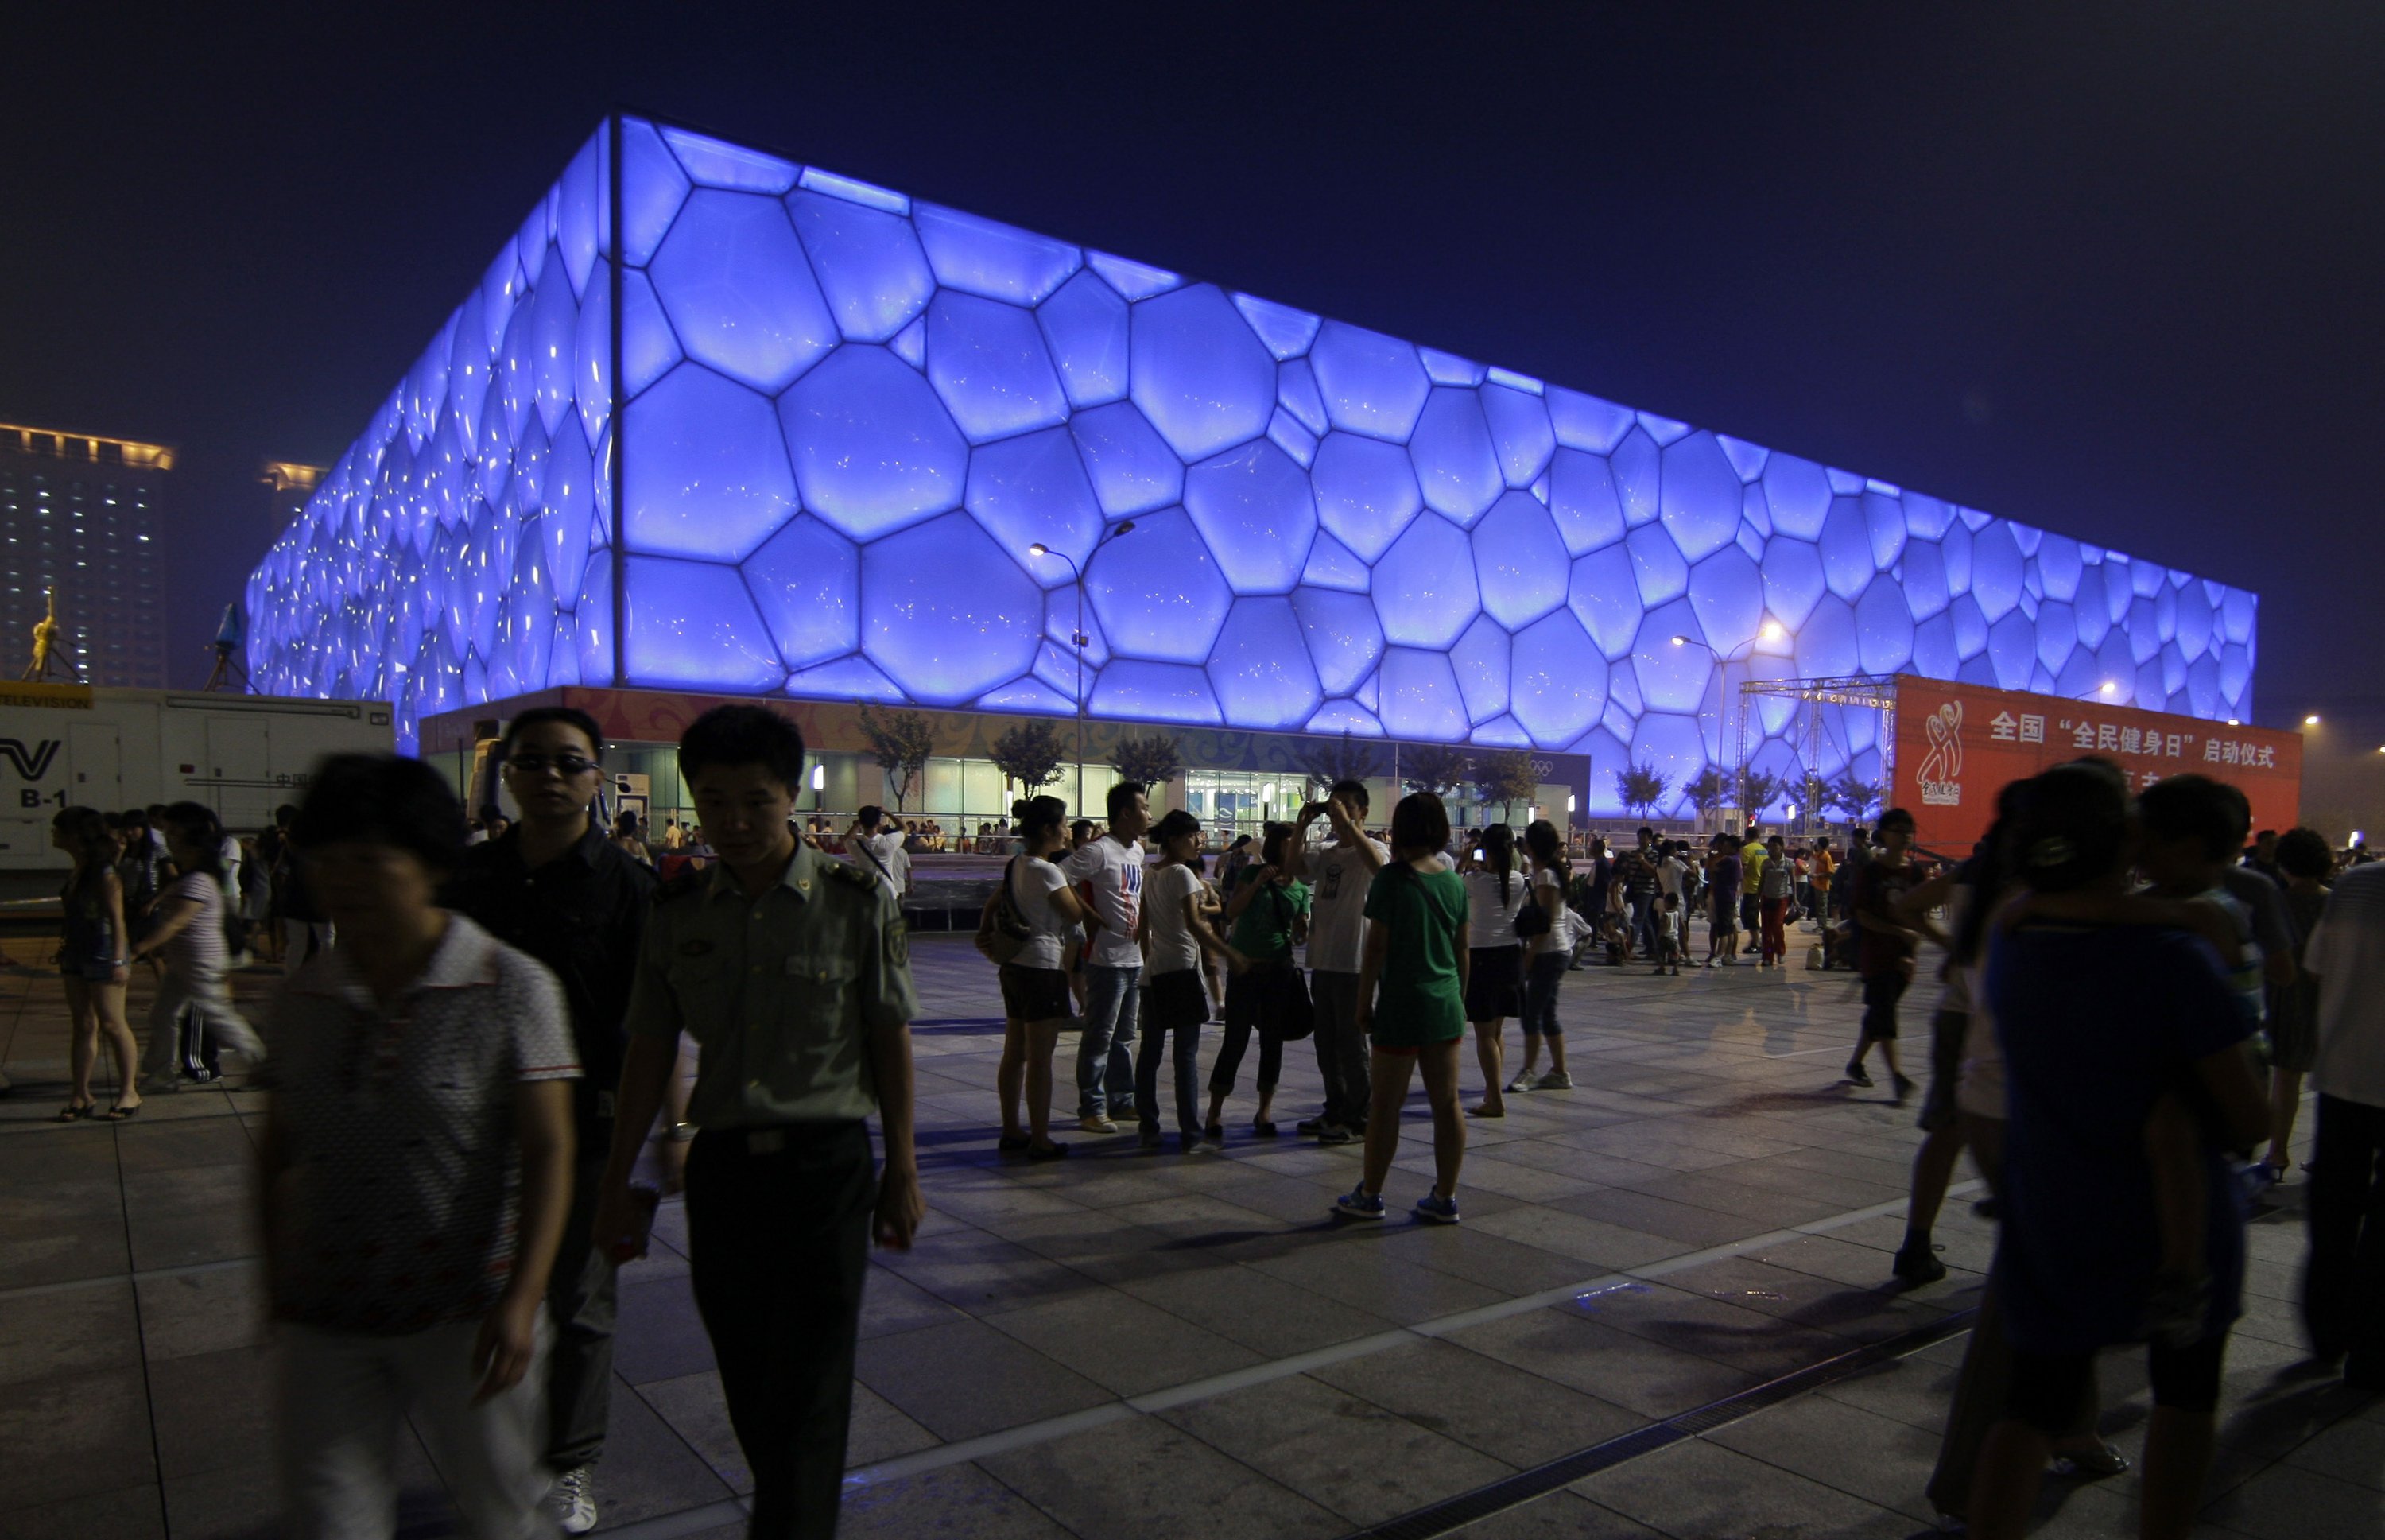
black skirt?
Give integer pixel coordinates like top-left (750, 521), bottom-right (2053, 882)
top-left (1464, 943), bottom-right (1526, 1022)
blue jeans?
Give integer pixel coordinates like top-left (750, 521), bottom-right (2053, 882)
top-left (1078, 964), bottom-right (1141, 1119)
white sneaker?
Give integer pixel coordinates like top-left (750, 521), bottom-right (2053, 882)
top-left (1079, 1114), bottom-right (1119, 1134)
top-left (1532, 1071), bottom-right (1573, 1091)
top-left (549, 1466), bottom-right (597, 1534)
top-left (1504, 1075), bottom-right (1533, 1093)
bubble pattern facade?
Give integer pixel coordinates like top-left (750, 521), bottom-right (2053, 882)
top-left (248, 116), bottom-right (2258, 810)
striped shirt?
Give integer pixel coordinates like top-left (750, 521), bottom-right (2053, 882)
top-left (158, 872), bottom-right (228, 984)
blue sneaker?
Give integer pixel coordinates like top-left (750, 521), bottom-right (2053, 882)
top-left (1414, 1191), bottom-right (1461, 1224)
top-left (1334, 1185), bottom-right (1386, 1220)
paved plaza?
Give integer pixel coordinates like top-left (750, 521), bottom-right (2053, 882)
top-left (1, 927), bottom-right (2377, 1540)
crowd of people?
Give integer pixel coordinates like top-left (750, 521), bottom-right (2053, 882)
top-left (30, 708), bottom-right (2385, 1540)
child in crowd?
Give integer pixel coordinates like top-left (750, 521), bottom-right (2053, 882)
top-left (1653, 891), bottom-right (1683, 975)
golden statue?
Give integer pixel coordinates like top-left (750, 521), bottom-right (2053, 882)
top-left (21, 586), bottom-right (65, 682)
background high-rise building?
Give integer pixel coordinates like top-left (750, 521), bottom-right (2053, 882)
top-left (0, 421), bottom-right (171, 688)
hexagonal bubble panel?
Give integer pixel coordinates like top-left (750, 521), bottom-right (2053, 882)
top-left (1450, 616), bottom-right (1510, 723)
top-left (858, 512), bottom-right (1042, 706)
top-left (622, 365), bottom-right (797, 562)
top-left (2174, 580), bottom-right (2215, 661)
top-left (1309, 321), bottom-right (1430, 440)
top-left (1378, 648), bottom-right (1469, 741)
top-left (2220, 587), bottom-right (2255, 646)
top-left (1042, 586), bottom-right (1111, 669)
top-left (1629, 712), bottom-right (1710, 808)
top-left (1631, 601), bottom-right (1712, 714)
top-left (1546, 386), bottom-right (1633, 453)
top-left (1609, 428), bottom-right (1662, 529)
top-left (1069, 400), bottom-right (1184, 516)
top-left (1902, 538), bottom-right (1950, 623)
top-left (1037, 270), bottom-right (1130, 409)
top-left (1855, 576), bottom-right (1915, 675)
top-left (908, 203), bottom-right (1081, 310)
top-left (1291, 586), bottom-right (1383, 695)
top-left (1568, 543), bottom-right (1643, 661)
top-left (925, 290), bottom-right (1068, 443)
top-left (1949, 593), bottom-right (1990, 660)
top-left (1130, 284), bottom-right (1277, 461)
top-left (1624, 523), bottom-right (1688, 608)
top-left (1410, 388), bottom-right (1503, 524)
top-left (1861, 490), bottom-right (1906, 572)
top-left (649, 190), bottom-right (836, 394)
top-left (788, 653), bottom-right (906, 704)
top-left (572, 261), bottom-right (611, 447)
top-left (1268, 409), bottom-right (1318, 467)
top-left (966, 426), bottom-right (1103, 579)
top-left (1091, 659), bottom-right (1223, 726)
top-left (1987, 610), bottom-right (2036, 691)
top-left (1817, 497), bottom-right (1875, 603)
top-left (786, 189), bottom-right (933, 343)
top-left (1300, 531), bottom-right (1370, 593)
top-left (975, 676), bottom-right (1074, 716)
top-left (1686, 545), bottom-right (1764, 655)
top-left (1970, 522), bottom-right (2026, 621)
top-left (1086, 250), bottom-right (1178, 301)
top-left (621, 269), bottom-right (682, 397)
top-left (1085, 507), bottom-right (1232, 664)
top-left (1481, 382), bottom-right (1555, 487)
top-left (1371, 514), bottom-right (1479, 650)
top-left (1305, 700), bottom-right (1383, 736)
top-left (1206, 596), bottom-right (1323, 730)
top-left (622, 555), bottom-right (785, 690)
top-left (1231, 292), bottom-right (1320, 359)
top-left (2035, 531), bottom-right (2083, 602)
top-left (1183, 438), bottom-right (1317, 594)
top-left (778, 345), bottom-right (969, 541)
top-left (1794, 595), bottom-right (1860, 679)
top-left (742, 514), bottom-right (859, 669)
top-left (2072, 564), bottom-right (2110, 647)
top-left (2030, 599), bottom-right (2079, 676)
top-left (661, 126), bottom-right (798, 193)
top-left (1507, 611), bottom-right (1605, 747)
top-left (1311, 432), bottom-right (1423, 562)
top-left (1660, 432), bottom-right (1742, 563)
top-left (1472, 491), bottom-right (1569, 630)
top-left (1548, 448), bottom-right (1624, 556)
top-left (1761, 452), bottom-right (1831, 541)
top-left (620, 118), bottom-right (692, 266)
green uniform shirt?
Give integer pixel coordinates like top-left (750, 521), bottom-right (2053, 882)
top-left (624, 839), bottom-right (918, 1128)
top-left (1229, 877), bottom-right (1310, 963)
top-left (1363, 865), bottom-right (1468, 1049)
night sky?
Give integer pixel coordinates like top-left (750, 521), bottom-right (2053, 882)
top-left (2, 6), bottom-right (2376, 732)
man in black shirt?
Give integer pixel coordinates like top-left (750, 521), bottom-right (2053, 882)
top-left (445, 707), bottom-right (654, 1534)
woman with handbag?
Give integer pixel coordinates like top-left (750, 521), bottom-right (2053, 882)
top-left (1137, 811), bottom-right (1244, 1150)
top-left (1505, 820), bottom-right (1575, 1092)
top-left (983, 796), bottom-right (1086, 1159)
top-left (1205, 821), bottom-right (1309, 1142)
top-left (1336, 792), bottom-right (1472, 1224)
top-left (1461, 824), bottom-right (1530, 1118)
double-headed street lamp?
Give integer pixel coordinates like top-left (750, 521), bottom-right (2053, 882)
top-left (1670, 622), bottom-right (1786, 828)
top-left (1029, 521), bottom-right (1137, 817)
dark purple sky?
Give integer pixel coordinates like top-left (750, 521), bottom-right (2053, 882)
top-left (2, 5), bottom-right (2376, 723)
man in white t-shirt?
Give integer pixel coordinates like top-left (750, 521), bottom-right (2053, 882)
top-left (1287, 782), bottom-right (1386, 1144)
top-left (2302, 860), bottom-right (2385, 1387)
top-left (844, 806), bottom-right (908, 901)
top-left (1061, 782), bottom-right (1150, 1131)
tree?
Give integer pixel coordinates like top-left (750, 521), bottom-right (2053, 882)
top-left (1399, 743), bottom-right (1471, 800)
top-left (989, 720), bottom-right (1065, 800)
top-left (1738, 767), bottom-right (1783, 824)
top-left (1681, 766), bottom-right (1731, 823)
top-left (1301, 731), bottom-right (1383, 800)
top-left (856, 705), bottom-right (936, 813)
top-left (1109, 731), bottom-right (1184, 789)
top-left (1827, 771), bottom-right (1884, 825)
top-left (1472, 749), bottom-right (1540, 825)
top-left (1614, 760), bottom-right (1671, 820)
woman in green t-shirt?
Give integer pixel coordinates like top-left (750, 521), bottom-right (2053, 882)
top-left (1204, 822), bottom-right (1310, 1139)
top-left (1336, 793), bottom-right (1472, 1224)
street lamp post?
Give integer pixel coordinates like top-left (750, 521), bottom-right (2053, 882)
top-left (1030, 522), bottom-right (1136, 819)
top-left (1672, 622), bottom-right (1786, 830)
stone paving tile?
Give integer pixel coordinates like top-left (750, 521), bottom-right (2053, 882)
top-left (0, 1484), bottom-right (168, 1540)
top-left (134, 1264), bottom-right (263, 1362)
top-left (838, 1463), bottom-right (1075, 1538)
top-left (981, 1287), bottom-right (1262, 1398)
top-left (1441, 1305), bottom-right (1763, 1421)
top-left (1573, 1437), bottom-right (1917, 1538)
top-left (1309, 1335), bottom-right (1646, 1468)
top-left (1158, 1372), bottom-right (1516, 1526)
top-left (1704, 1388), bottom-right (1946, 1523)
top-left (0, 1277), bottom-right (141, 1387)
top-left (147, 1345), bottom-right (270, 1480)
top-left (1117, 1262), bottom-right (1401, 1359)
top-left (977, 1414), bottom-right (1344, 1540)
top-left (855, 1317), bottom-right (1111, 1442)
top-left (1447, 1489), bottom-right (1668, 1538)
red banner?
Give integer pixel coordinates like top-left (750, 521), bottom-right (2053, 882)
top-left (1891, 673), bottom-right (2302, 851)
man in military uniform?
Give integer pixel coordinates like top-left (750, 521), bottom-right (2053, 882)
top-left (592, 705), bottom-right (921, 1540)
top-left (445, 706), bottom-right (653, 1534)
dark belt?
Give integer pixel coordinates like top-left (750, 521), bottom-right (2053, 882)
top-left (695, 1120), bottom-right (867, 1157)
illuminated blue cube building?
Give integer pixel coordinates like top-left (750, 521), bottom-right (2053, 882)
top-left (246, 114), bottom-right (2258, 815)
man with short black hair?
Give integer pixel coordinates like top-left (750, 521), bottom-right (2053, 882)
top-left (1064, 782), bottom-right (1150, 1132)
top-left (445, 705), bottom-right (653, 1534)
top-left (845, 805), bottom-right (907, 902)
top-left (1844, 809), bottom-right (1929, 1096)
top-left (594, 705), bottom-right (921, 1540)
top-left (1290, 781), bottom-right (1386, 1143)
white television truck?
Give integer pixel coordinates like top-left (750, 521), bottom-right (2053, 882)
top-left (0, 682), bottom-right (393, 877)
